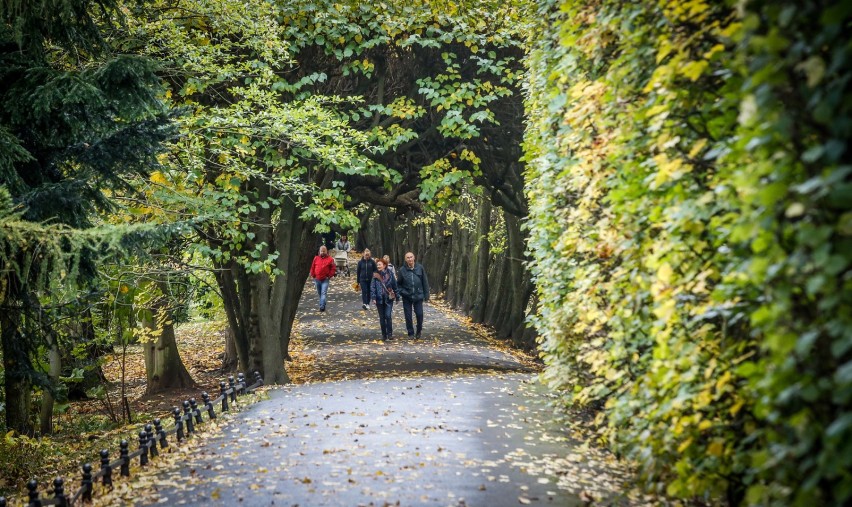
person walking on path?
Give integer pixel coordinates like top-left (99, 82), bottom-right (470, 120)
top-left (382, 254), bottom-right (396, 279)
top-left (335, 234), bottom-right (351, 253)
top-left (370, 258), bottom-right (399, 341)
top-left (356, 249), bottom-right (377, 310)
top-left (397, 251), bottom-right (429, 339)
top-left (310, 245), bottom-right (336, 312)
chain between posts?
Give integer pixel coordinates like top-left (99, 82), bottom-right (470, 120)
top-left (0, 371), bottom-right (263, 507)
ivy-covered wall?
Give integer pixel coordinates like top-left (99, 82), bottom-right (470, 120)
top-left (524, 0), bottom-right (852, 504)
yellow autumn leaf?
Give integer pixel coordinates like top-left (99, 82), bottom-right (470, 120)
top-left (730, 399), bottom-right (745, 416)
top-left (150, 171), bottom-right (167, 185)
top-left (657, 263), bottom-right (674, 285)
top-left (689, 139), bottom-right (708, 158)
top-left (680, 60), bottom-right (709, 81)
top-left (708, 439), bottom-right (724, 457)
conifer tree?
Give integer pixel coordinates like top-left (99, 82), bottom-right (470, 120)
top-left (0, 0), bottom-right (174, 434)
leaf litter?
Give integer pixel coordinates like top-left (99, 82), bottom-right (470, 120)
top-left (84, 280), bottom-right (663, 506)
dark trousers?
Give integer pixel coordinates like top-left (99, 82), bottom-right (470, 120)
top-left (360, 282), bottom-right (371, 305)
top-left (402, 298), bottom-right (424, 336)
top-left (376, 301), bottom-right (394, 337)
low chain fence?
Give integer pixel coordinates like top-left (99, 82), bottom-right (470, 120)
top-left (0, 371), bottom-right (263, 507)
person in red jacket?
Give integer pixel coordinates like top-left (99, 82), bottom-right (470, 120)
top-left (310, 245), bottom-right (336, 312)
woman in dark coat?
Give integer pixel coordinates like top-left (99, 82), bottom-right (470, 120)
top-left (370, 258), bottom-right (399, 341)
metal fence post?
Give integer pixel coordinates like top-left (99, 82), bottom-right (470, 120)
top-left (183, 400), bottom-right (194, 434)
top-left (174, 407), bottom-right (184, 442)
top-left (138, 430), bottom-right (149, 466)
top-left (220, 381), bottom-right (229, 412)
top-left (145, 424), bottom-right (158, 458)
top-left (81, 464), bottom-right (93, 502)
top-left (254, 370), bottom-right (263, 387)
top-left (190, 398), bottom-right (203, 425)
top-left (26, 479), bottom-right (40, 507)
top-left (53, 477), bottom-right (67, 507)
top-left (100, 449), bottom-right (112, 487)
top-left (202, 391), bottom-right (217, 420)
top-left (228, 375), bottom-right (237, 402)
top-left (237, 372), bottom-right (246, 395)
top-left (154, 417), bottom-right (168, 449)
top-left (120, 440), bottom-right (130, 477)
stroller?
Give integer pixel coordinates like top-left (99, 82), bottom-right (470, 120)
top-left (333, 249), bottom-right (350, 277)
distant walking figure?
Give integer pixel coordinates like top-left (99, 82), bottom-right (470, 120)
top-left (397, 252), bottom-right (429, 339)
top-left (310, 245), bottom-right (336, 312)
top-left (382, 255), bottom-right (396, 279)
top-left (371, 258), bottom-right (399, 341)
top-left (356, 249), bottom-right (377, 310)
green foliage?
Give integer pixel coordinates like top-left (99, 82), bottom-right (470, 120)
top-left (525, 0), bottom-right (852, 504)
top-left (0, 430), bottom-right (56, 489)
top-left (121, 0), bottom-right (530, 247)
top-left (0, 0), bottom-right (176, 434)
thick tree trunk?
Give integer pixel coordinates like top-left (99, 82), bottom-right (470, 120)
top-left (485, 255), bottom-right (510, 329)
top-left (1, 278), bottom-right (34, 435)
top-left (1, 307), bottom-right (33, 435)
top-left (142, 300), bottom-right (194, 394)
top-left (503, 213), bottom-right (526, 333)
top-left (471, 199), bottom-right (492, 323)
top-left (452, 220), bottom-right (469, 309)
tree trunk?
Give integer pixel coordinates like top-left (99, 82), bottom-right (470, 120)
top-left (504, 213), bottom-right (524, 331)
top-left (223, 326), bottom-right (238, 371)
top-left (471, 199), bottom-right (492, 323)
top-left (271, 195), bottom-right (314, 374)
top-left (39, 336), bottom-right (61, 435)
top-left (1, 277), bottom-right (34, 435)
top-left (142, 300), bottom-right (194, 394)
top-left (1, 291), bottom-right (33, 435)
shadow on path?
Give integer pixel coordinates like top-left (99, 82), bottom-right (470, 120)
top-left (292, 278), bottom-right (535, 382)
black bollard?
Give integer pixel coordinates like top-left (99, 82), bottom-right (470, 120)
top-left (53, 477), bottom-right (67, 507)
top-left (183, 400), bottom-right (195, 434)
top-left (237, 372), bottom-right (246, 395)
top-left (119, 440), bottom-right (130, 477)
top-left (0, 497), bottom-right (6, 506)
top-left (202, 392), bottom-right (217, 420)
top-left (154, 418), bottom-right (168, 449)
top-left (220, 381), bottom-right (229, 412)
top-left (190, 398), bottom-right (203, 425)
top-left (228, 375), bottom-right (237, 402)
top-left (27, 479), bottom-right (41, 507)
top-left (174, 407), bottom-right (184, 442)
top-left (145, 424), bottom-right (158, 458)
top-left (138, 430), bottom-right (149, 466)
top-left (81, 463), bottom-right (93, 502)
top-left (100, 449), bottom-right (113, 487)
top-left (254, 370), bottom-right (263, 387)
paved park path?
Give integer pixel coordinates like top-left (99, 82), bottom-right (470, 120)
top-left (135, 276), bottom-right (643, 506)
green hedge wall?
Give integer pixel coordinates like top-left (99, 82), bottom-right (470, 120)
top-left (523, 0), bottom-right (852, 504)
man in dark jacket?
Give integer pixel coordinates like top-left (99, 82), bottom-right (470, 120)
top-left (397, 251), bottom-right (429, 339)
top-left (356, 249), bottom-right (377, 310)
